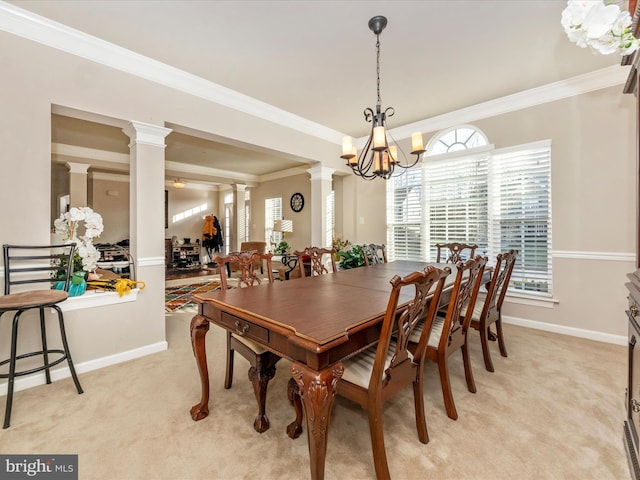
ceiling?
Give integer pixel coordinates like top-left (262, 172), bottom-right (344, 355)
top-left (8, 0), bottom-right (623, 184)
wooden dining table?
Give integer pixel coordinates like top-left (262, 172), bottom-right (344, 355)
top-left (189, 260), bottom-right (466, 480)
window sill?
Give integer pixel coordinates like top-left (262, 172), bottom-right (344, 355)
top-left (59, 288), bottom-right (140, 312)
top-left (504, 291), bottom-right (558, 309)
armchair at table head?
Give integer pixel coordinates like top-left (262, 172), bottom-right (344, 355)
top-left (211, 250), bottom-right (279, 434)
top-left (360, 244), bottom-right (387, 266)
top-left (293, 247), bottom-right (337, 277)
top-left (227, 241), bottom-right (267, 275)
top-left (467, 249), bottom-right (517, 372)
top-left (0, 243), bottom-right (84, 429)
top-left (435, 242), bottom-right (478, 264)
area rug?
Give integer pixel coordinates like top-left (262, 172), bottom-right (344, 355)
top-left (165, 280), bottom-right (220, 312)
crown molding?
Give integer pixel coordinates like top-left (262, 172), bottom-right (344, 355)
top-left (0, 2), bottom-right (629, 149)
top-left (258, 165), bottom-right (311, 183)
top-left (388, 65), bottom-right (629, 141)
top-left (0, 2), bottom-right (344, 145)
top-left (91, 171), bottom-right (129, 183)
top-left (52, 143), bottom-right (130, 164)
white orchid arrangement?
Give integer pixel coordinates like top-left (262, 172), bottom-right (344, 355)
top-left (561, 0), bottom-right (640, 55)
top-left (54, 206), bottom-right (104, 273)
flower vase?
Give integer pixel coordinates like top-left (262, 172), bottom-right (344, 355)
top-left (68, 271), bottom-right (87, 297)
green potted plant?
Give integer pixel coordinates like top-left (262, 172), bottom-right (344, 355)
top-left (338, 245), bottom-right (366, 269)
top-left (274, 240), bottom-right (290, 255)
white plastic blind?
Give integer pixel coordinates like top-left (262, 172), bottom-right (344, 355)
top-left (425, 152), bottom-right (489, 261)
top-left (386, 168), bottom-right (424, 261)
top-left (489, 141), bottom-right (552, 295)
top-left (264, 197), bottom-right (282, 246)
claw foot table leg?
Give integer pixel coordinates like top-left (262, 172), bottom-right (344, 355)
top-left (290, 361), bottom-right (343, 480)
top-left (190, 314), bottom-right (211, 421)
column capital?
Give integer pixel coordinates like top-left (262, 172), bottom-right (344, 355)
top-left (65, 162), bottom-right (90, 174)
top-left (122, 121), bottom-right (172, 148)
top-left (307, 165), bottom-right (335, 181)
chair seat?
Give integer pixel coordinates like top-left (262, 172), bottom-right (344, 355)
top-left (460, 300), bottom-right (483, 322)
top-left (0, 290), bottom-right (68, 310)
top-left (230, 333), bottom-right (269, 354)
top-left (342, 340), bottom-right (412, 388)
top-left (409, 316), bottom-right (445, 348)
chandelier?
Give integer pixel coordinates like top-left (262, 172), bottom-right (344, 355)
top-left (340, 16), bottom-right (426, 180)
top-left (172, 178), bottom-right (186, 189)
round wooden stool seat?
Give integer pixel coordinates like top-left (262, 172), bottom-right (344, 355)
top-left (0, 290), bottom-right (68, 310)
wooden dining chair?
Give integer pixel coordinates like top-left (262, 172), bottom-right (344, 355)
top-left (287, 265), bottom-right (450, 480)
top-left (213, 251), bottom-right (279, 433)
top-left (466, 249), bottom-right (517, 372)
top-left (409, 255), bottom-right (487, 420)
top-left (435, 242), bottom-right (478, 263)
top-left (360, 243), bottom-right (387, 266)
top-left (293, 246), bottom-right (337, 276)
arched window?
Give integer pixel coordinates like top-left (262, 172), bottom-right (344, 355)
top-left (387, 124), bottom-right (552, 297)
top-left (426, 125), bottom-right (489, 155)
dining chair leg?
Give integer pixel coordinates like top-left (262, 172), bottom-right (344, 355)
top-left (461, 340), bottom-right (476, 394)
top-left (412, 372), bottom-right (429, 444)
top-left (496, 315), bottom-right (508, 358)
top-left (39, 308), bottom-right (51, 384)
top-left (224, 333), bottom-right (234, 389)
top-left (437, 355), bottom-right (458, 420)
top-left (248, 352), bottom-right (279, 433)
top-left (286, 377), bottom-right (303, 439)
top-left (368, 402), bottom-right (391, 480)
top-left (480, 325), bottom-right (495, 373)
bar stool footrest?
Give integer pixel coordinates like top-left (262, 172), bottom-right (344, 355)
top-left (0, 349), bottom-right (67, 378)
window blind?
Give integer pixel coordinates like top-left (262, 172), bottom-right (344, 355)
top-left (386, 168), bottom-right (424, 261)
top-left (264, 197), bottom-right (282, 245)
top-left (489, 141), bottom-right (552, 295)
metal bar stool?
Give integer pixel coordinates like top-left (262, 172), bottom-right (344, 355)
top-left (0, 244), bottom-right (84, 428)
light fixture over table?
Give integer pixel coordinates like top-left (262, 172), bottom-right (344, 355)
top-left (340, 16), bottom-right (426, 180)
top-left (173, 178), bottom-right (186, 189)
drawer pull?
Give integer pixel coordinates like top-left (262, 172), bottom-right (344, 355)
top-left (633, 398), bottom-right (640, 413)
top-left (631, 304), bottom-right (639, 318)
top-left (234, 320), bottom-right (249, 336)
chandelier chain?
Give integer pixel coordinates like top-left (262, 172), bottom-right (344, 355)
top-left (376, 34), bottom-right (381, 106)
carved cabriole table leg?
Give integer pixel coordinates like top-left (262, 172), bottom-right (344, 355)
top-left (190, 314), bottom-right (211, 421)
top-left (291, 361), bottom-right (344, 480)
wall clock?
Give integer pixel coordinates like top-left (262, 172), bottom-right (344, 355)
top-left (290, 192), bottom-right (304, 212)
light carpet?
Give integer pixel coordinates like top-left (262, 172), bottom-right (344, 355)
top-left (0, 307), bottom-right (629, 479)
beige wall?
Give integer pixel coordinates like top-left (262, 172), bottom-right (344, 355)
top-left (0, 23), bottom-right (636, 397)
top-left (418, 86), bottom-right (636, 337)
top-left (0, 30), bottom-right (337, 388)
top-left (91, 176), bottom-right (130, 244)
top-left (249, 173), bottom-right (312, 253)
top-left (165, 186), bottom-right (219, 250)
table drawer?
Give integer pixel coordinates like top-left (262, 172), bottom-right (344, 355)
top-left (220, 312), bottom-right (269, 344)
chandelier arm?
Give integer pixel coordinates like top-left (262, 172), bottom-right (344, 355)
top-left (363, 107), bottom-right (375, 123)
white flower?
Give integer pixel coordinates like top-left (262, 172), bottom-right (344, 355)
top-left (54, 206), bottom-right (104, 272)
top-left (561, 0), bottom-right (640, 56)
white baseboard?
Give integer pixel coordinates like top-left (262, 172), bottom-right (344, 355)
top-left (0, 341), bottom-right (168, 396)
top-left (503, 315), bottom-right (627, 346)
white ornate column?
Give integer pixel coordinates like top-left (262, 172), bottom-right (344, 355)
top-left (65, 162), bottom-right (89, 208)
top-left (121, 121), bottom-right (172, 270)
top-left (232, 184), bottom-right (247, 251)
top-left (307, 165), bottom-right (335, 248)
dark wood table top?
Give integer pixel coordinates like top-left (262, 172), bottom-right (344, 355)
top-left (193, 260), bottom-right (454, 347)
